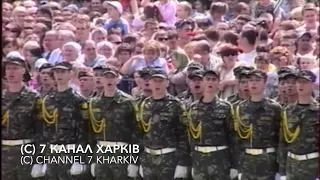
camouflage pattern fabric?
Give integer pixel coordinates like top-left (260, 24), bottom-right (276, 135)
top-left (140, 151), bottom-right (176, 180)
top-left (177, 90), bottom-right (194, 108)
top-left (227, 93), bottom-right (242, 105)
top-left (188, 98), bottom-right (233, 180)
top-left (285, 157), bottom-right (318, 180)
top-left (2, 146), bottom-right (34, 180)
top-left (94, 150), bottom-right (131, 180)
top-left (227, 94), bottom-right (245, 171)
top-left (89, 90), bottom-right (139, 144)
top-left (273, 95), bottom-right (287, 107)
top-left (177, 90), bottom-right (200, 180)
top-left (1, 86), bottom-right (41, 180)
top-left (134, 94), bottom-right (149, 180)
top-left (278, 100), bottom-right (319, 178)
top-left (36, 86), bottom-right (55, 98)
top-left (39, 88), bottom-right (88, 180)
top-left (241, 153), bottom-right (277, 180)
top-left (138, 94), bottom-right (191, 178)
top-left (89, 90), bottom-right (140, 180)
top-left (235, 98), bottom-right (281, 179)
top-left (192, 150), bottom-right (231, 180)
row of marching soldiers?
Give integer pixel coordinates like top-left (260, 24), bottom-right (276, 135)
top-left (1, 52), bottom-right (319, 180)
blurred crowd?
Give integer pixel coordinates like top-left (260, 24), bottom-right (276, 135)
top-left (2, 0), bottom-right (320, 99)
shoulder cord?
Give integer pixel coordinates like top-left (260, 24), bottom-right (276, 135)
top-left (88, 99), bottom-right (105, 134)
top-left (281, 110), bottom-right (300, 143)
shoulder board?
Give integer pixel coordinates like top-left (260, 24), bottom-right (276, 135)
top-left (119, 90), bottom-right (134, 100)
top-left (266, 97), bottom-right (282, 107)
top-left (237, 99), bottom-right (248, 106)
top-left (220, 98), bottom-right (233, 107)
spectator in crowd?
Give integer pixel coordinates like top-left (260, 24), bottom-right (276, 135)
top-left (237, 29), bottom-right (258, 66)
top-left (97, 41), bottom-right (114, 59)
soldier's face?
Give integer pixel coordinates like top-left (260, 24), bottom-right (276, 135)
top-left (102, 73), bottom-right (119, 90)
top-left (248, 76), bottom-right (266, 95)
top-left (285, 77), bottom-right (297, 95)
top-left (279, 80), bottom-right (286, 94)
top-left (189, 78), bottom-right (203, 94)
top-left (238, 78), bottom-right (249, 93)
top-left (79, 77), bottom-right (94, 91)
top-left (5, 64), bottom-right (25, 83)
top-left (39, 68), bottom-right (53, 85)
top-left (202, 75), bottom-right (219, 93)
top-left (150, 77), bottom-right (168, 93)
top-left (53, 69), bottom-right (72, 84)
top-left (141, 77), bottom-right (151, 91)
top-left (93, 70), bottom-right (104, 89)
top-left (296, 78), bottom-right (313, 96)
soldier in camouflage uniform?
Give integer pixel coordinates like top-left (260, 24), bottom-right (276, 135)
top-left (78, 71), bottom-right (95, 99)
top-left (36, 63), bottom-right (55, 97)
top-left (133, 67), bottom-right (154, 180)
top-left (177, 62), bottom-right (204, 107)
top-left (274, 67), bottom-right (290, 106)
top-left (137, 69), bottom-right (190, 180)
top-left (227, 66), bottom-right (253, 180)
top-left (274, 67), bottom-right (298, 107)
top-left (227, 66), bottom-right (254, 105)
top-left (188, 70), bottom-right (234, 180)
top-left (39, 62), bottom-right (88, 180)
top-left (135, 67), bottom-right (154, 102)
top-left (92, 65), bottom-right (106, 97)
top-left (89, 66), bottom-right (141, 180)
top-left (177, 70), bottom-right (204, 108)
top-left (278, 70), bottom-right (319, 180)
top-left (2, 53), bottom-right (41, 180)
top-left (234, 70), bottom-right (282, 180)
top-left (282, 70), bottom-right (298, 106)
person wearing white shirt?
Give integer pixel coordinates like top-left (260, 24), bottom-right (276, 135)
top-left (296, 3), bottom-right (319, 32)
top-left (237, 29), bottom-right (258, 66)
top-left (48, 30), bottom-right (76, 65)
top-left (79, 40), bottom-right (106, 68)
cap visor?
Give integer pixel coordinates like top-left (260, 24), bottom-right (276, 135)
top-left (188, 74), bottom-right (203, 79)
top-left (297, 76), bottom-right (312, 82)
top-left (187, 67), bottom-right (201, 71)
top-left (283, 74), bottom-right (297, 79)
top-left (204, 72), bottom-right (219, 77)
top-left (3, 61), bottom-right (24, 66)
top-left (52, 66), bottom-right (70, 70)
top-left (249, 74), bottom-right (263, 78)
top-left (151, 74), bottom-right (167, 79)
top-left (103, 71), bottom-right (118, 76)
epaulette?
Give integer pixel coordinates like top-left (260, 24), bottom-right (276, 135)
top-left (119, 90), bottom-right (134, 101)
top-left (219, 98), bottom-right (233, 107)
top-left (237, 99), bottom-right (248, 106)
top-left (265, 97), bottom-right (282, 108)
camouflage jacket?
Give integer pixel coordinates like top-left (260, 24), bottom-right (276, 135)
top-left (138, 93), bottom-right (191, 166)
top-left (234, 98), bottom-right (282, 148)
top-left (39, 88), bottom-right (88, 145)
top-left (227, 93), bottom-right (248, 106)
top-left (278, 99), bottom-right (319, 175)
top-left (88, 90), bottom-right (140, 144)
top-left (36, 86), bottom-right (55, 98)
top-left (188, 97), bottom-right (234, 147)
top-left (2, 86), bottom-right (41, 140)
top-left (177, 89), bottom-right (199, 109)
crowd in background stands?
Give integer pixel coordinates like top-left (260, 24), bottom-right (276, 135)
top-left (2, 0), bottom-right (320, 99)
